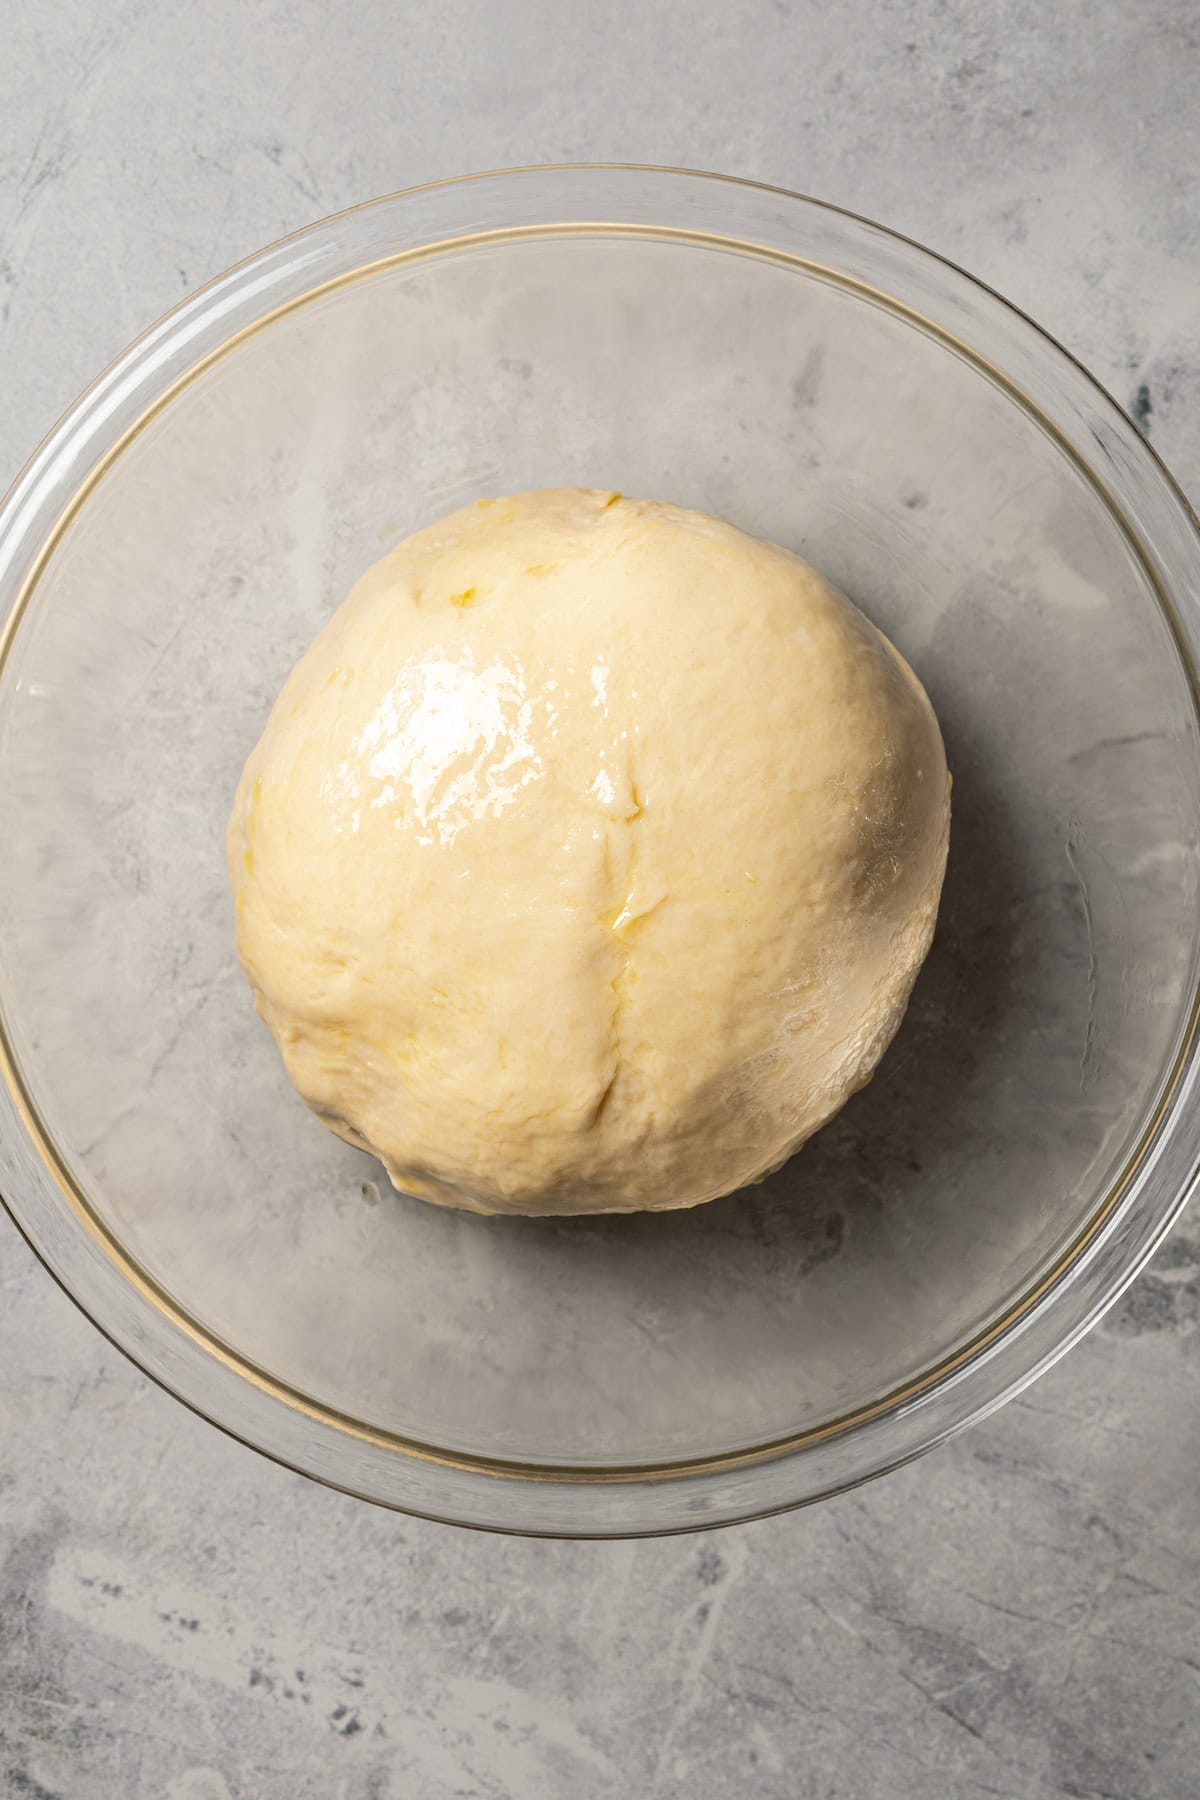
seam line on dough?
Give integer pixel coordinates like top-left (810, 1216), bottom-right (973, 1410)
top-left (593, 769), bottom-right (643, 1128)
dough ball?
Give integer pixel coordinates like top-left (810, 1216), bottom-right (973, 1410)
top-left (228, 488), bottom-right (949, 1215)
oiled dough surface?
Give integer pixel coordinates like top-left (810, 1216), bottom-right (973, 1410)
top-left (228, 489), bottom-right (950, 1214)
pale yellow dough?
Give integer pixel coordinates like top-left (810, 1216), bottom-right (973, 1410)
top-left (229, 489), bottom-right (950, 1215)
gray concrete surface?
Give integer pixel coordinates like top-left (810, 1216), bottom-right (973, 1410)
top-left (1, 2), bottom-right (1198, 1795)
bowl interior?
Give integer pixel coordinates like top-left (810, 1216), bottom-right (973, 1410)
top-left (1, 226), bottom-right (1197, 1469)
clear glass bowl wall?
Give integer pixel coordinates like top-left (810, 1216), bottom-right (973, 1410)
top-left (1, 168), bottom-right (1198, 1534)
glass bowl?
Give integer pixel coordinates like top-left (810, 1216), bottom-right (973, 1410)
top-left (2, 166), bottom-right (1199, 1537)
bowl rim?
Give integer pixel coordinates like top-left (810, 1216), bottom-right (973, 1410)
top-left (1, 161), bottom-right (1198, 1536)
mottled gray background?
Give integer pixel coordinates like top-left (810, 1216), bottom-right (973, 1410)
top-left (2, 2), bottom-right (1198, 1796)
